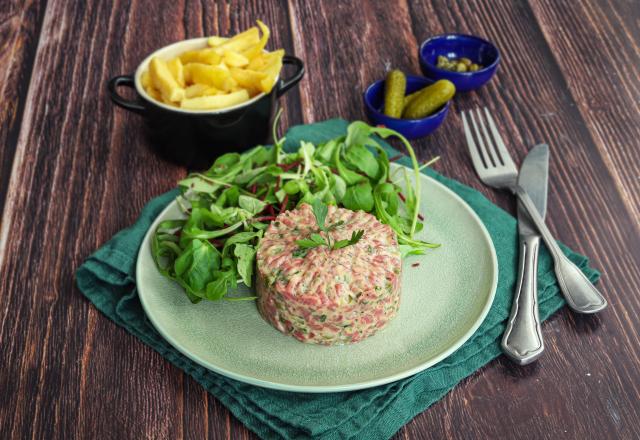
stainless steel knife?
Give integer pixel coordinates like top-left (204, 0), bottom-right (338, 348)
top-left (501, 144), bottom-right (549, 365)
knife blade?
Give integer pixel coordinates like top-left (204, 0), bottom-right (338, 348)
top-left (501, 144), bottom-right (549, 365)
top-left (518, 144), bottom-right (549, 232)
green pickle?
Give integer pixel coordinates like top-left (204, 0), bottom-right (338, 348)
top-left (402, 79), bottom-right (456, 119)
top-left (403, 89), bottom-right (422, 108)
top-left (383, 70), bottom-right (406, 118)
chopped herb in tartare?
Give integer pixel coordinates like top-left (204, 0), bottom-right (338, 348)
top-left (257, 204), bottom-right (401, 345)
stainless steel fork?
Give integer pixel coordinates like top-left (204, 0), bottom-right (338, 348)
top-left (461, 107), bottom-right (607, 314)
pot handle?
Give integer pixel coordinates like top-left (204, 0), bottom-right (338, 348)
top-left (277, 55), bottom-right (305, 98)
top-left (108, 75), bottom-right (146, 114)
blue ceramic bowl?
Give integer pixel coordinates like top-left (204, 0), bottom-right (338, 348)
top-left (363, 75), bottom-right (450, 140)
top-left (419, 34), bottom-right (500, 92)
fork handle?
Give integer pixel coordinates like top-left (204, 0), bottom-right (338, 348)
top-left (502, 234), bottom-right (544, 364)
top-left (515, 187), bottom-right (607, 313)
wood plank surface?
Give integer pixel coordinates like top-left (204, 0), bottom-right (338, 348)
top-left (0, 0), bottom-right (46, 227)
top-left (0, 0), bottom-right (639, 439)
top-left (529, 0), bottom-right (640, 223)
top-left (0, 0), bottom-right (187, 437)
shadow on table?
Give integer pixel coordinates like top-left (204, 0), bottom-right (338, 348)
top-left (495, 308), bottom-right (604, 379)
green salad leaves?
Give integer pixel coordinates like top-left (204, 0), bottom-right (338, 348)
top-left (152, 117), bottom-right (439, 303)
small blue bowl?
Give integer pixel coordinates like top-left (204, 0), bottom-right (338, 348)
top-left (363, 75), bottom-right (450, 140)
top-left (419, 34), bottom-right (500, 92)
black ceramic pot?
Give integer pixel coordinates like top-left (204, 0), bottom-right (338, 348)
top-left (108, 37), bottom-right (304, 169)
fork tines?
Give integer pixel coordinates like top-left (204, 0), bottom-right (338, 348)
top-left (461, 108), bottom-right (517, 173)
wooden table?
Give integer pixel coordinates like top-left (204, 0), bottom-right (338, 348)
top-left (2, 1), bottom-right (639, 438)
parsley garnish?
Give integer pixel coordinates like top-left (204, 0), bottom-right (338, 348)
top-left (294, 199), bottom-right (364, 256)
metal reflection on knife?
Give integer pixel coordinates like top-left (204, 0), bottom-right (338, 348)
top-left (501, 144), bottom-right (549, 365)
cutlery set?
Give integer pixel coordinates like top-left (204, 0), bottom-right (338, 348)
top-left (461, 108), bottom-right (607, 365)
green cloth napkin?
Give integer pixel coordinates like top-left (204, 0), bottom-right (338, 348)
top-left (76, 119), bottom-right (599, 440)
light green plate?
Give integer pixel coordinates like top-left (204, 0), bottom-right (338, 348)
top-left (136, 167), bottom-right (498, 393)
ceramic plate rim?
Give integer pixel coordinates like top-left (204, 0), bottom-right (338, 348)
top-left (136, 172), bottom-right (498, 393)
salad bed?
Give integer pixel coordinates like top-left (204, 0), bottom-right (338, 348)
top-left (152, 117), bottom-right (439, 302)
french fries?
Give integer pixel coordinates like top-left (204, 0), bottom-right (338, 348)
top-left (211, 27), bottom-right (260, 53)
top-left (248, 49), bottom-right (284, 70)
top-left (223, 50), bottom-right (249, 67)
top-left (143, 20), bottom-right (284, 110)
top-left (179, 48), bottom-right (221, 65)
top-left (149, 57), bottom-right (185, 103)
top-left (167, 58), bottom-right (185, 87)
top-left (184, 63), bottom-right (237, 91)
top-left (207, 36), bottom-right (228, 47)
top-left (180, 90), bottom-right (250, 110)
top-left (230, 68), bottom-right (267, 95)
top-left (242, 20), bottom-right (270, 60)
top-left (141, 71), bottom-right (151, 89)
top-left (185, 84), bottom-right (215, 98)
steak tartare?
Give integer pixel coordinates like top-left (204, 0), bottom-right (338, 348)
top-left (256, 204), bottom-right (402, 345)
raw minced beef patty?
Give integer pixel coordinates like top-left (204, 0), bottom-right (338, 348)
top-left (256, 203), bottom-right (401, 345)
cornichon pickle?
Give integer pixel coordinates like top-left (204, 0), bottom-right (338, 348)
top-left (402, 79), bottom-right (456, 119)
top-left (383, 70), bottom-right (406, 118)
top-left (403, 89), bottom-right (423, 108)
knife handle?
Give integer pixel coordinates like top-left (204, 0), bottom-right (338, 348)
top-left (502, 234), bottom-right (544, 365)
top-left (515, 187), bottom-right (607, 313)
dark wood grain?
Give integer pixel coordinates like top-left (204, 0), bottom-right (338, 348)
top-left (0, 0), bottom-right (189, 437)
top-left (1, 0), bottom-right (639, 439)
top-left (0, 0), bottom-right (46, 228)
top-left (528, 0), bottom-right (640, 221)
